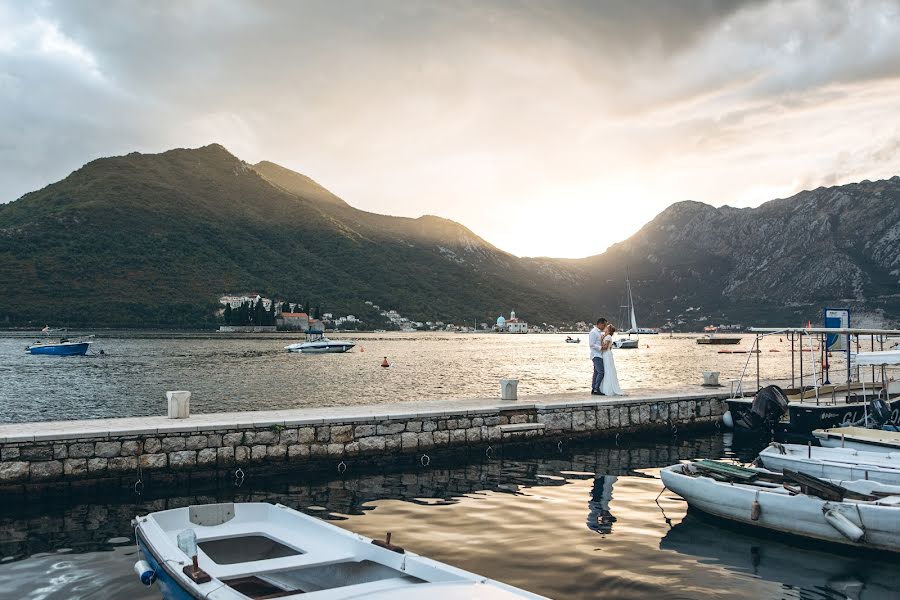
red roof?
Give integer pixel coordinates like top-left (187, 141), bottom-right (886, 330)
top-left (280, 312), bottom-right (309, 318)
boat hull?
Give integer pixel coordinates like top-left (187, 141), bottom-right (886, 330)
top-left (758, 444), bottom-right (900, 486)
top-left (661, 465), bottom-right (900, 553)
top-left (697, 337), bottom-right (742, 345)
top-left (26, 342), bottom-right (91, 356)
top-left (286, 343), bottom-right (355, 353)
top-left (813, 427), bottom-right (900, 453)
top-left (137, 535), bottom-right (199, 600)
top-left (725, 395), bottom-right (900, 435)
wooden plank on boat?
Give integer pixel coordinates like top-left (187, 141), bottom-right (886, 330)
top-left (692, 460), bottom-right (759, 482)
top-left (782, 469), bottom-right (876, 502)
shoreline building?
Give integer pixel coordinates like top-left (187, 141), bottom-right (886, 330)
top-left (496, 310), bottom-right (528, 333)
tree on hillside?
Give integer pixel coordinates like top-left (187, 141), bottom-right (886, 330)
top-left (223, 303), bottom-right (232, 324)
top-left (281, 302), bottom-right (290, 313)
top-left (312, 305), bottom-right (320, 319)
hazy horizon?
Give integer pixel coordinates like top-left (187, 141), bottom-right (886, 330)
top-left (3, 0), bottom-right (900, 257)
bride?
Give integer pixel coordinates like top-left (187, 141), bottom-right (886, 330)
top-left (600, 325), bottom-right (624, 396)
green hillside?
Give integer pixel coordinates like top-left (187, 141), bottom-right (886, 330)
top-left (0, 144), bottom-right (583, 327)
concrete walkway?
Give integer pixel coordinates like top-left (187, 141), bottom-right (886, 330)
top-left (0, 384), bottom-right (732, 443)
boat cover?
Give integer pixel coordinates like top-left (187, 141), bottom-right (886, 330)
top-left (853, 350), bottom-right (900, 366)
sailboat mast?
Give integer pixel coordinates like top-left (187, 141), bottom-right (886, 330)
top-left (627, 278), bottom-right (637, 331)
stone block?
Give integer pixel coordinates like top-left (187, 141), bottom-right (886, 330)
top-left (486, 426), bottom-right (502, 441)
top-left (207, 434), bottom-right (223, 447)
top-left (377, 422), bottom-right (405, 435)
top-left (139, 453), bottom-right (167, 469)
top-left (310, 444), bottom-right (328, 458)
top-left (1, 447), bottom-right (20, 460)
top-left (169, 451), bottom-right (197, 469)
top-left (432, 430), bottom-right (450, 445)
top-left (572, 411), bottom-right (586, 431)
top-left (597, 409), bottom-right (610, 429)
top-left (630, 406), bottom-right (640, 426)
top-left (540, 412), bottom-right (572, 430)
top-left (0, 461), bottom-right (30, 482)
top-left (472, 417), bottom-right (484, 427)
top-left (405, 421), bottom-right (422, 433)
top-left (400, 432), bottom-right (418, 451)
top-left (69, 443), bottom-right (94, 458)
top-left (327, 443), bottom-right (345, 457)
top-left (30, 460), bottom-right (63, 480)
top-left (422, 421), bottom-right (437, 432)
top-left (584, 409), bottom-right (596, 429)
top-left (217, 447), bottom-right (235, 466)
top-left (64, 458), bottom-right (88, 476)
top-left (417, 432), bottom-right (435, 449)
top-left (161, 437), bottom-right (186, 452)
top-left (53, 444), bottom-right (68, 459)
top-left (465, 428), bottom-right (482, 442)
top-left (87, 458), bottom-right (108, 473)
top-left (120, 440), bottom-right (142, 456)
top-left (354, 424), bottom-right (376, 438)
top-left (700, 401), bottom-right (711, 417)
top-left (185, 435), bottom-right (208, 450)
top-left (21, 445), bottom-right (53, 461)
top-left (251, 430), bottom-right (280, 445)
top-left (484, 416), bottom-right (501, 426)
top-left (449, 429), bottom-right (466, 444)
top-left (358, 436), bottom-right (386, 453)
top-left (315, 427), bottom-right (330, 443)
top-left (279, 429), bottom-right (299, 445)
top-left (267, 445), bottom-right (287, 460)
top-left (197, 448), bottom-right (218, 466)
top-left (639, 405), bottom-right (651, 424)
top-left (345, 441), bottom-right (360, 455)
top-left (108, 456), bottom-right (137, 473)
top-left (94, 441), bottom-right (121, 458)
top-left (331, 425), bottom-right (353, 443)
top-left (297, 427), bottom-right (315, 443)
top-left (287, 445), bottom-right (310, 460)
top-left (509, 414), bottom-right (528, 424)
top-left (385, 435), bottom-right (402, 452)
top-left (234, 446), bottom-right (250, 464)
top-left (143, 438), bottom-right (161, 453)
top-left (610, 407), bottom-right (621, 428)
top-left (223, 432), bottom-right (244, 447)
top-left (251, 445), bottom-right (267, 461)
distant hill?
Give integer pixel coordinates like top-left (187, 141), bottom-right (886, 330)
top-left (1, 144), bottom-right (897, 329)
top-left (0, 144), bottom-right (582, 327)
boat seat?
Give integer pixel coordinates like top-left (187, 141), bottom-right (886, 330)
top-left (190, 503), bottom-right (236, 527)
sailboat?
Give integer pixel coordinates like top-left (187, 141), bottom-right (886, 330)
top-left (613, 278), bottom-right (652, 349)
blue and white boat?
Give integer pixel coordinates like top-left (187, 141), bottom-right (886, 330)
top-left (25, 336), bottom-right (93, 356)
top-left (133, 502), bottom-right (548, 599)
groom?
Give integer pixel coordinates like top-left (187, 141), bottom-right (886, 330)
top-left (589, 317), bottom-right (608, 395)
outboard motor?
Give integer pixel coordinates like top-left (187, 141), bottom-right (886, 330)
top-left (735, 385), bottom-right (789, 431)
top-left (870, 398), bottom-right (898, 431)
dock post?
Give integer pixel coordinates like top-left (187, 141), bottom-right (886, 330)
top-left (167, 391), bottom-right (191, 419)
top-left (499, 378), bottom-right (519, 401)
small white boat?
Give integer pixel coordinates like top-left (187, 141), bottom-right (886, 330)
top-left (564, 336), bottom-right (580, 343)
top-left (660, 463), bottom-right (900, 552)
top-left (284, 332), bottom-right (355, 353)
top-left (813, 427), bottom-right (900, 453)
top-left (758, 443), bottom-right (900, 486)
top-left (133, 502), bottom-right (548, 599)
top-left (612, 337), bottom-right (638, 349)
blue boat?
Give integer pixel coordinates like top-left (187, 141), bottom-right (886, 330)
top-left (25, 338), bottom-right (92, 355)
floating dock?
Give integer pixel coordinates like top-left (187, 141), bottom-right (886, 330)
top-left (0, 387), bottom-right (729, 497)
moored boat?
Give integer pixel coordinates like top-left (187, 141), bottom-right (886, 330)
top-left (660, 462), bottom-right (900, 553)
top-left (284, 332), bottom-right (355, 353)
top-left (758, 442), bottom-right (900, 486)
top-left (25, 336), bottom-right (93, 356)
top-left (133, 502), bottom-right (548, 599)
top-left (813, 427), bottom-right (900, 453)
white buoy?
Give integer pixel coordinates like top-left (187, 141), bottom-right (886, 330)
top-left (823, 509), bottom-right (865, 542)
top-left (722, 410), bottom-right (734, 429)
top-left (133, 560), bottom-right (155, 585)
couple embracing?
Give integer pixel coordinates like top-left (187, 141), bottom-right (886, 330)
top-left (589, 318), bottom-right (623, 396)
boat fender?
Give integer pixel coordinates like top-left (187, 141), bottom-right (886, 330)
top-left (722, 410), bottom-right (734, 429)
top-left (751, 492), bottom-right (761, 521)
top-left (134, 560), bottom-right (156, 585)
top-left (823, 508), bottom-right (864, 542)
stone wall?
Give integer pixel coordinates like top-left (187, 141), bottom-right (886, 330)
top-left (0, 395), bottom-right (726, 494)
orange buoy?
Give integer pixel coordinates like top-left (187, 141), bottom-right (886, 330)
top-left (361, 346), bottom-right (365, 352)
top-left (381, 357), bottom-right (390, 368)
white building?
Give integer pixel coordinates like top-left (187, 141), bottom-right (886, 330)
top-left (496, 310), bottom-right (528, 333)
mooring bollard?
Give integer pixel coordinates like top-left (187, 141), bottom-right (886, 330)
top-left (702, 371), bottom-right (720, 387)
top-left (167, 390), bottom-right (191, 419)
top-left (500, 378), bottom-right (519, 401)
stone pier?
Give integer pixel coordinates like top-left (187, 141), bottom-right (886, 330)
top-left (0, 388), bottom-right (729, 497)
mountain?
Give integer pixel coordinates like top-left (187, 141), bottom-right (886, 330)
top-left (571, 178), bottom-right (900, 327)
top-left (0, 144), bottom-right (582, 327)
top-left (1, 143), bottom-right (897, 329)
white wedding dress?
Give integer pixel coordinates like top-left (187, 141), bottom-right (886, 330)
top-left (599, 335), bottom-right (623, 396)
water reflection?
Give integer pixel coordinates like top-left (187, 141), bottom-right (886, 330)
top-left (661, 512), bottom-right (897, 600)
top-left (1, 434), bottom-right (886, 600)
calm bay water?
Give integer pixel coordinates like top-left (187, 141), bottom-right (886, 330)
top-left (1, 433), bottom-right (894, 600)
top-left (1, 332), bottom-right (826, 424)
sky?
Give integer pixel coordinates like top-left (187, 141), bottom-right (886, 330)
top-left (2, 0), bottom-right (900, 258)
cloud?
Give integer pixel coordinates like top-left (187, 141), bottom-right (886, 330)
top-left (1, 0), bottom-right (899, 258)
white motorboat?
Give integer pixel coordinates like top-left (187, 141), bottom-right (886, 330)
top-left (660, 462), bottom-right (900, 552)
top-left (612, 337), bottom-right (638, 349)
top-left (758, 442), bottom-right (900, 486)
top-left (813, 426), bottom-right (900, 453)
top-left (284, 332), bottom-right (355, 353)
top-left (133, 502), bottom-right (548, 600)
